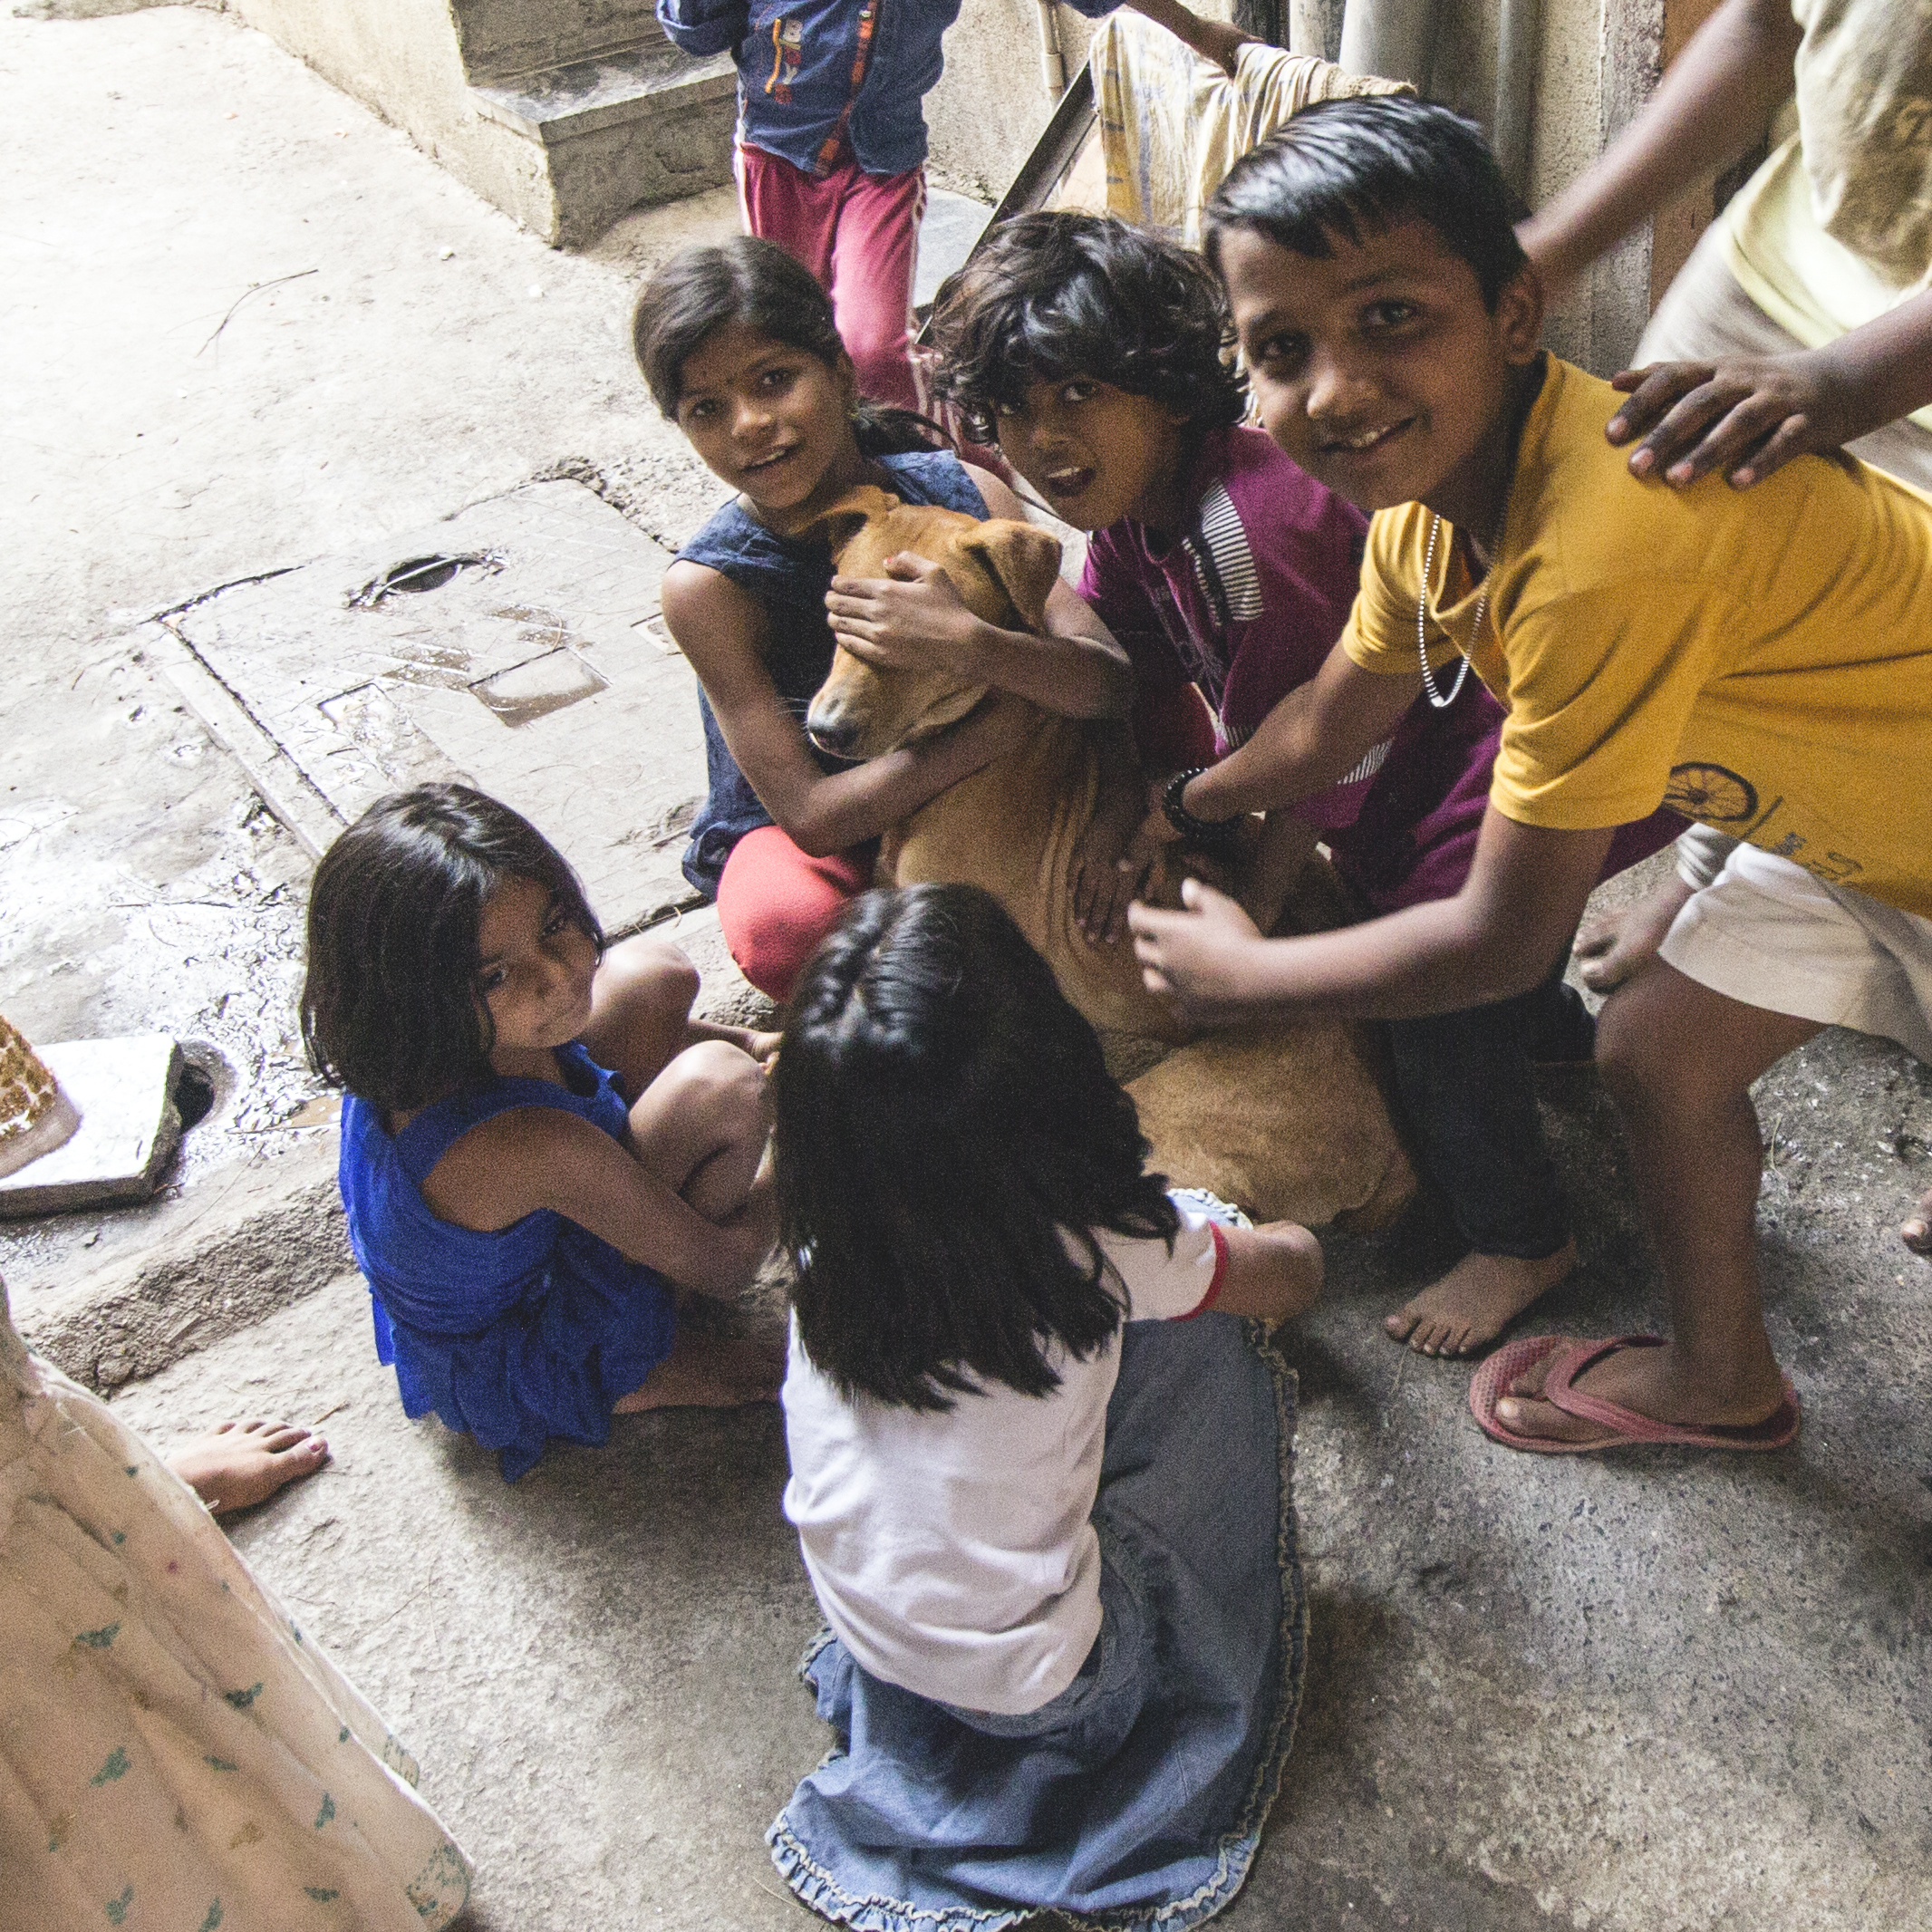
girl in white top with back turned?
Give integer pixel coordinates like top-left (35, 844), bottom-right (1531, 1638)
top-left (764, 881), bottom-right (1322, 1932)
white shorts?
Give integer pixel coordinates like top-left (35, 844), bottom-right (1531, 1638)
top-left (1659, 840), bottom-right (1932, 1065)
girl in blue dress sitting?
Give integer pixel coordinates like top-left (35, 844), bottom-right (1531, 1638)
top-left (302, 783), bottom-right (780, 1481)
top-left (767, 883), bottom-right (1321, 1930)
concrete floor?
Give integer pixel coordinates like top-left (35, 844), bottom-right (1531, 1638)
top-left (5, 5), bottom-right (1932, 1929)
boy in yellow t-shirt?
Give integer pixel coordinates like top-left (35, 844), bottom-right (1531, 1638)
top-left (1126, 96), bottom-right (1932, 1454)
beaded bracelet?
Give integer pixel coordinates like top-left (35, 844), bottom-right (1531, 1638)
top-left (1161, 768), bottom-right (1245, 853)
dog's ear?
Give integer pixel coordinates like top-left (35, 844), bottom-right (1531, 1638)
top-left (955, 520), bottom-right (1063, 633)
top-left (782, 483), bottom-right (901, 555)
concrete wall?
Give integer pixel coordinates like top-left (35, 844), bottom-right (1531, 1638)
top-left (455, 0), bottom-right (663, 82)
top-left (226, 0), bottom-right (561, 234)
top-left (923, 0), bottom-right (1666, 373)
top-left (921, 0), bottom-right (1205, 204)
top-left (220, 0), bottom-right (1670, 365)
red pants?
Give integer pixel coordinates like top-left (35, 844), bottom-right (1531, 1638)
top-left (714, 825), bottom-right (874, 1003)
top-left (737, 142), bottom-right (925, 414)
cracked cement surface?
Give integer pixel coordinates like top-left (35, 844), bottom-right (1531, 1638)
top-left (5, 5), bottom-right (1931, 1928)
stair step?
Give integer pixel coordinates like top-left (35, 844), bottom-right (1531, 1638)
top-left (471, 41), bottom-right (735, 148)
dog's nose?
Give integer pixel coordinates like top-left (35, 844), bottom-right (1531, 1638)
top-left (806, 710), bottom-right (858, 758)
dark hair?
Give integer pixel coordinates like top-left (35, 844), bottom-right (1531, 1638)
top-left (1203, 96), bottom-right (1529, 308)
top-left (773, 884), bottom-right (1179, 1411)
top-left (925, 211), bottom-right (1245, 445)
top-left (301, 783), bottom-right (602, 1112)
top-left (630, 236), bottom-right (946, 458)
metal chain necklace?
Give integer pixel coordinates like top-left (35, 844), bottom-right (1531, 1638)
top-left (1416, 513), bottom-right (1496, 710)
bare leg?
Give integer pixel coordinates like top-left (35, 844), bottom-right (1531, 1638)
top-left (581, 935), bottom-right (705, 1102)
top-left (613, 1328), bottom-right (784, 1412)
top-left (626, 1039), bottom-right (770, 1224)
top-left (1573, 872), bottom-right (1695, 993)
top-left (1494, 961), bottom-right (1819, 1444)
top-left (167, 1419), bottom-right (329, 1515)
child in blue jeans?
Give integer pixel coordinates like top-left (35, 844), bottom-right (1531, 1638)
top-left (768, 884), bottom-right (1320, 1930)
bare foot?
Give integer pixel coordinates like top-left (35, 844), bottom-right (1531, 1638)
top-left (167, 1419), bottom-right (330, 1516)
top-left (1573, 876), bottom-right (1695, 994)
top-left (1904, 1183), bottom-right (1932, 1256)
top-left (1384, 1240), bottom-right (1577, 1357)
top-left (1492, 1337), bottom-right (1787, 1446)
top-left (612, 1328), bottom-right (785, 1413)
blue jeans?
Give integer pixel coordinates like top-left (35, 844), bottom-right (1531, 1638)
top-left (1385, 959), bottom-right (1592, 1261)
top-left (768, 1313), bottom-right (1306, 1932)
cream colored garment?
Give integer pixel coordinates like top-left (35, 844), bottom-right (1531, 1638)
top-left (0, 1282), bottom-right (471, 1931)
top-left (1722, 0), bottom-right (1932, 425)
top-left (1094, 15), bottom-right (1408, 244)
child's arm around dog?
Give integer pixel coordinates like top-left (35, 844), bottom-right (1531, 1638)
top-left (662, 558), bottom-right (1038, 860)
top-left (1125, 601), bottom-right (1613, 1025)
top-left (662, 461), bottom-right (1129, 864)
top-left (824, 465), bottom-right (1134, 720)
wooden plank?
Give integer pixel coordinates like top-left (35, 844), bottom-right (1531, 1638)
top-left (915, 63), bottom-right (1096, 346)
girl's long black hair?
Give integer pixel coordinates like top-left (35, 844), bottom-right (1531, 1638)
top-left (631, 235), bottom-right (947, 458)
top-left (300, 783), bottom-right (601, 1113)
top-left (773, 884), bottom-right (1179, 1411)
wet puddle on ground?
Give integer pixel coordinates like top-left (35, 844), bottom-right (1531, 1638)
top-left (160, 480), bottom-right (707, 932)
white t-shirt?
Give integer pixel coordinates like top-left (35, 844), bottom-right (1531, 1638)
top-left (780, 1198), bottom-right (1231, 1716)
top-left (1721, 0), bottom-right (1932, 430)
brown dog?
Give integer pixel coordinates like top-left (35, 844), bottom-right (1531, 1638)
top-left (799, 484), bottom-right (1415, 1229)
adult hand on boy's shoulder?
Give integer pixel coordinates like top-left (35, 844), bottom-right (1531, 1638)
top-left (1127, 877), bottom-right (1268, 1025)
top-left (1606, 349), bottom-right (1853, 489)
top-left (1185, 14), bottom-right (1254, 75)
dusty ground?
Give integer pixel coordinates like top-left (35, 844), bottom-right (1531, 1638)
top-left (5, 5), bottom-right (1931, 1929)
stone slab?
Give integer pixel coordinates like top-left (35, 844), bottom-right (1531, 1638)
top-left (166, 480), bottom-right (710, 935)
top-left (16, 1133), bottom-right (348, 1392)
top-left (0, 1036), bottom-right (181, 1219)
top-left (469, 41), bottom-right (736, 147)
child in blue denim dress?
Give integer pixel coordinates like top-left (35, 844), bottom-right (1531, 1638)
top-left (767, 883), bottom-right (1321, 1930)
top-left (302, 783), bottom-right (782, 1481)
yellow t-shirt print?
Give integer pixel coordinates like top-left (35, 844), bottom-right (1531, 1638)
top-left (1341, 357), bottom-right (1932, 918)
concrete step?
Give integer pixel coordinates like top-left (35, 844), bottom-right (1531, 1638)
top-left (455, 2), bottom-right (671, 87)
top-left (469, 41), bottom-right (738, 246)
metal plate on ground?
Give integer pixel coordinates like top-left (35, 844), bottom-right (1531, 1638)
top-left (164, 481), bottom-right (707, 931)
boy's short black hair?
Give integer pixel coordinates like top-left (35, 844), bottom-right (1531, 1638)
top-left (925, 211), bottom-right (1245, 445)
top-left (1203, 95), bottom-right (1529, 308)
top-left (773, 884), bottom-right (1179, 1411)
top-left (301, 783), bottom-right (603, 1113)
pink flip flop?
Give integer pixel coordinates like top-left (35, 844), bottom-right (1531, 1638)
top-left (1469, 1334), bottom-right (1801, 1454)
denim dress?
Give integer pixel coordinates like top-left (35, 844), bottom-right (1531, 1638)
top-left (339, 1042), bottom-right (678, 1482)
top-left (768, 1198), bottom-right (1308, 1930)
top-left (676, 449), bottom-right (988, 898)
